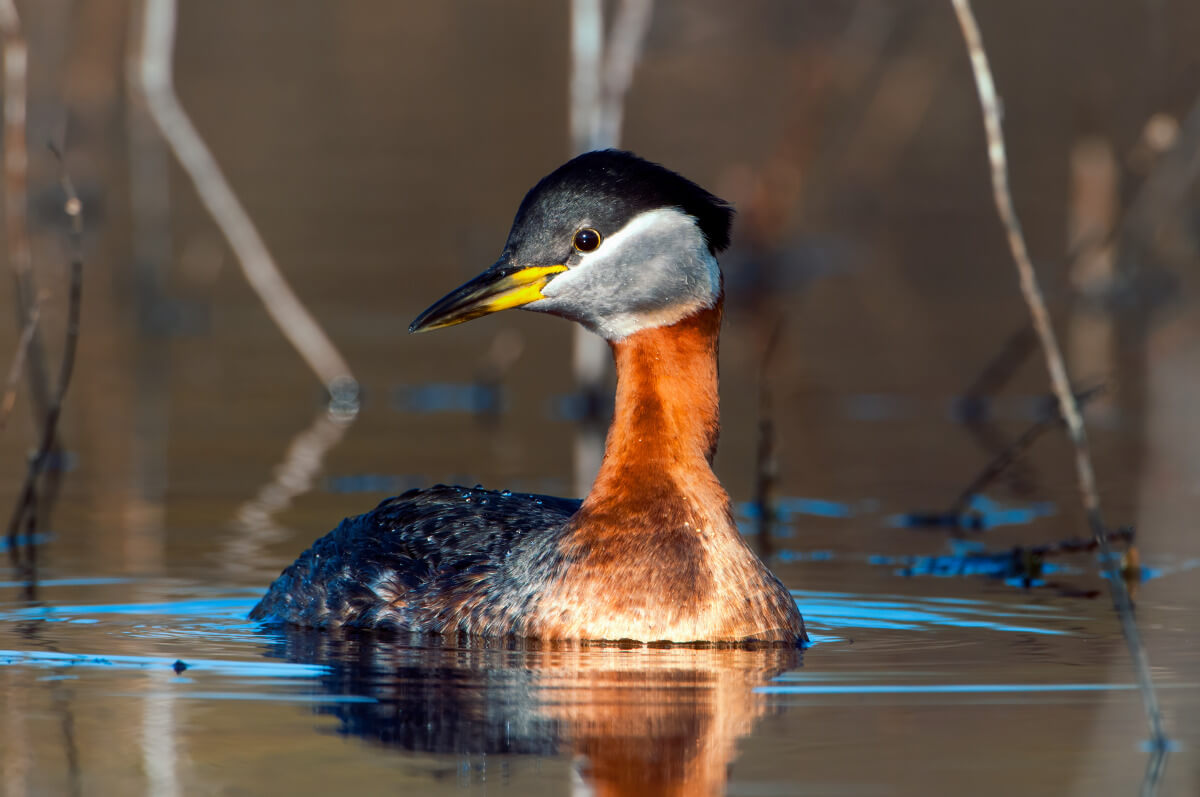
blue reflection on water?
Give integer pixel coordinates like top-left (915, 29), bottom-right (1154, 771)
top-left (0, 585), bottom-right (1101, 709)
top-left (876, 552), bottom-right (1071, 580)
top-left (890, 494), bottom-right (1056, 531)
top-left (0, 532), bottom-right (52, 552)
top-left (0, 648), bottom-right (324, 678)
top-left (0, 589), bottom-right (1072, 640)
top-left (777, 549), bottom-right (835, 563)
top-left (0, 586), bottom-right (1075, 667)
top-left (117, 691), bottom-right (377, 703)
top-left (0, 577), bottom-right (131, 589)
top-left (0, 598), bottom-right (255, 621)
top-left (795, 590), bottom-right (1071, 636)
top-left (738, 498), bottom-right (855, 520)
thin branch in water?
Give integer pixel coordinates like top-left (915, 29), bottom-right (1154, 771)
top-left (959, 324), bottom-right (1038, 402)
top-left (954, 325), bottom-right (1042, 499)
top-left (137, 0), bottom-right (358, 408)
top-left (950, 0), bottom-right (1168, 751)
top-left (947, 384), bottom-right (1106, 518)
top-left (753, 317), bottom-right (784, 557)
top-left (47, 142), bottom-right (83, 399)
top-left (895, 527), bottom-right (1136, 584)
top-left (6, 144), bottom-right (84, 576)
top-left (138, 1), bottom-right (361, 551)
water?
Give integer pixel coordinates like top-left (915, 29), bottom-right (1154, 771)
top-left (5, 575), bottom-right (1192, 795)
top-left (3, 2), bottom-right (1200, 795)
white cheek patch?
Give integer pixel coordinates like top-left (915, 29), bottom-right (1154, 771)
top-left (537, 207), bottom-right (720, 340)
top-left (547, 207), bottom-right (719, 294)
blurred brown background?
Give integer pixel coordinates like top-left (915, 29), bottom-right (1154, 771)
top-left (1, 2), bottom-right (1199, 795)
top-left (6, 1), bottom-right (1196, 568)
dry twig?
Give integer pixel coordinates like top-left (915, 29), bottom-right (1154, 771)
top-left (950, 0), bottom-right (1167, 752)
top-left (138, 0), bottom-right (358, 405)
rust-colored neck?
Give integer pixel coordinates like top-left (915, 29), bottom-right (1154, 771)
top-left (582, 299), bottom-right (723, 515)
top-left (535, 294), bottom-right (805, 643)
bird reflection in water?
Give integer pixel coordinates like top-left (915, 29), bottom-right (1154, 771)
top-left (265, 628), bottom-right (801, 796)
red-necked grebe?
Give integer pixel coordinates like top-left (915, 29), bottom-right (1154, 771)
top-left (250, 150), bottom-right (806, 644)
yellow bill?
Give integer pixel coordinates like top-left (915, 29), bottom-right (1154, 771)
top-left (409, 264), bottom-right (568, 333)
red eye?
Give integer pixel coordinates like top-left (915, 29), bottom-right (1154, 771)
top-left (572, 228), bottom-right (601, 253)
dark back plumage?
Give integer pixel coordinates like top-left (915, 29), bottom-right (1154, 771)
top-left (250, 486), bottom-right (580, 632)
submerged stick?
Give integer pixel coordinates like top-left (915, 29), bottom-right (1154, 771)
top-left (138, 0), bottom-right (358, 406)
top-left (752, 318), bottom-right (784, 556)
top-left (5, 145), bottom-right (83, 565)
top-left (47, 142), bottom-right (83, 417)
top-left (947, 384), bottom-right (1106, 517)
top-left (950, 0), bottom-right (1167, 750)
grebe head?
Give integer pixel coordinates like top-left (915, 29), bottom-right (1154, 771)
top-left (409, 150), bottom-right (734, 341)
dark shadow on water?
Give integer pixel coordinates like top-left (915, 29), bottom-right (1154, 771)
top-left (262, 626), bottom-right (801, 795)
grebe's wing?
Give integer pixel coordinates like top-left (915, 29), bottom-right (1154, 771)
top-left (249, 485), bottom-right (580, 630)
